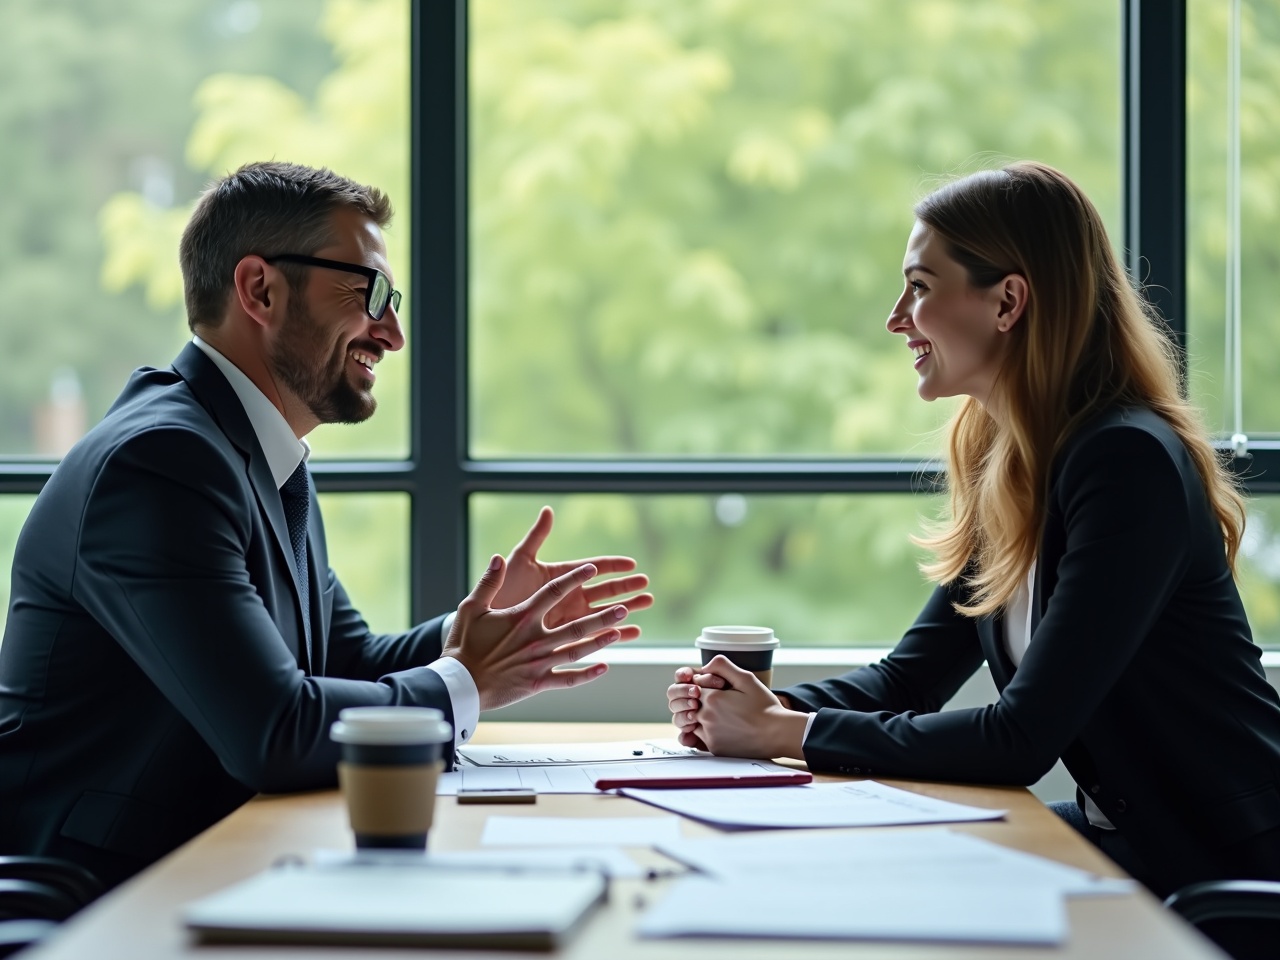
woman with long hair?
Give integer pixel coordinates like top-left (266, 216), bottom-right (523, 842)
top-left (668, 161), bottom-right (1280, 897)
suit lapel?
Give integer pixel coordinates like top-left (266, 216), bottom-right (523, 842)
top-left (303, 475), bottom-right (327, 675)
top-left (978, 615), bottom-right (1016, 690)
top-left (1030, 566), bottom-right (1044, 641)
top-left (172, 343), bottom-right (315, 674)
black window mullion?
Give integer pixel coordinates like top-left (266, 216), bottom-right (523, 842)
top-left (1123, 0), bottom-right (1187, 360)
top-left (458, 461), bottom-right (941, 496)
top-left (410, 0), bottom-right (469, 621)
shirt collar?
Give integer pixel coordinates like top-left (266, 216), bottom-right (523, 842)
top-left (191, 336), bottom-right (309, 489)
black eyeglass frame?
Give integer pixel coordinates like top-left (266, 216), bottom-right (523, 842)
top-left (262, 254), bottom-right (403, 321)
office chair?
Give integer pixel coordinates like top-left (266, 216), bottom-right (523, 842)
top-left (1165, 880), bottom-right (1280, 960)
top-left (0, 857), bottom-right (103, 958)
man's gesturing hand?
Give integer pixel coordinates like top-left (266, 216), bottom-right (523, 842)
top-left (493, 506), bottom-right (653, 644)
top-left (443, 554), bottom-right (629, 712)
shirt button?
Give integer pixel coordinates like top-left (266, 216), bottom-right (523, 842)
top-left (1115, 799), bottom-right (1127, 814)
top-left (1090, 784), bottom-right (1101, 795)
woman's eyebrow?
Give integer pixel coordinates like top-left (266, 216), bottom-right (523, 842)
top-left (903, 263), bottom-right (938, 277)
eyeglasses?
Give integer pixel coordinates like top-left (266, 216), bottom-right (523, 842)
top-left (262, 254), bottom-right (402, 321)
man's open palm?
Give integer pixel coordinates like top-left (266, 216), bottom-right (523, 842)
top-left (493, 506), bottom-right (653, 642)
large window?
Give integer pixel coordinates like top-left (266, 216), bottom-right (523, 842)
top-left (2, 1), bottom-right (1276, 659)
top-left (1186, 0), bottom-right (1280, 643)
top-left (0, 0), bottom-right (412, 638)
top-left (466, 0), bottom-right (1120, 645)
top-left (469, 1), bottom-right (1120, 461)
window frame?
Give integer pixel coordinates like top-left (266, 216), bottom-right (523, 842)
top-left (4, 0), bottom-right (1279, 642)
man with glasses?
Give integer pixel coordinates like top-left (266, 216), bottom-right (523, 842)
top-left (0, 161), bottom-right (652, 890)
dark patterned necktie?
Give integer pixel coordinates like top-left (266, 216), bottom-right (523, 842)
top-left (280, 460), bottom-right (312, 660)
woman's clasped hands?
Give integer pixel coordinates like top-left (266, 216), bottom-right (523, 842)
top-left (666, 655), bottom-right (810, 760)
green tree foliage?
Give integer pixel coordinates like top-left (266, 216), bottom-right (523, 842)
top-left (468, 0), bottom-right (1120, 644)
top-left (98, 0), bottom-right (410, 461)
top-left (0, 0), bottom-right (412, 635)
top-left (0, 0), bottom-right (336, 453)
top-left (1186, 0), bottom-right (1280, 640)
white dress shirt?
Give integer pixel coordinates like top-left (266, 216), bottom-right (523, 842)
top-left (190, 337), bottom-right (479, 749)
top-left (1004, 559), bottom-right (1113, 829)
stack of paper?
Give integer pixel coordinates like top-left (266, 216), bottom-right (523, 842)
top-left (445, 741), bottom-right (803, 795)
top-left (184, 860), bottom-right (607, 950)
top-left (638, 875), bottom-right (1067, 945)
top-left (658, 828), bottom-right (1133, 896)
top-left (457, 740), bottom-right (699, 765)
top-left (636, 827), bottom-right (1134, 945)
top-left (439, 741), bottom-right (1133, 947)
top-left (440, 756), bottom-right (802, 795)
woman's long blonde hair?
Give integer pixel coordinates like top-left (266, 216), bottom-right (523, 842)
top-left (914, 161), bottom-right (1245, 617)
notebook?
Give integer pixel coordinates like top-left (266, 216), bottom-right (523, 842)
top-left (184, 859), bottom-right (607, 950)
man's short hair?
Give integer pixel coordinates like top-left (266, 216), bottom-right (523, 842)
top-left (178, 161), bottom-right (393, 331)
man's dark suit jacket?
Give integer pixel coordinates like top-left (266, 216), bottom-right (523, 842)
top-left (781, 406), bottom-right (1280, 896)
top-left (0, 343), bottom-right (454, 889)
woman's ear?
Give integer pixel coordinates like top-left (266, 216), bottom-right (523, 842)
top-left (995, 274), bottom-right (1029, 333)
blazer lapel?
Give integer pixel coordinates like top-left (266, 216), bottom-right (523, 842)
top-left (172, 343), bottom-right (314, 674)
top-left (303, 475), bottom-right (327, 675)
top-left (1030, 567), bottom-right (1044, 640)
top-left (978, 614), bottom-right (1016, 690)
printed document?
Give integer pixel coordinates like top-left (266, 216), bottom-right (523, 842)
top-left (637, 875), bottom-right (1066, 945)
top-left (622, 779), bottom-right (1005, 828)
top-left (457, 740), bottom-right (699, 766)
top-left (659, 827), bottom-right (1133, 896)
top-left (439, 757), bottom-right (798, 795)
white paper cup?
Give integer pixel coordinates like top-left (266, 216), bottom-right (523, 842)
top-left (330, 707), bottom-right (452, 851)
top-left (694, 625), bottom-right (781, 687)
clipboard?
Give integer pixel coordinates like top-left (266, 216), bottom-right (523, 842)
top-left (185, 860), bottom-right (607, 950)
top-left (594, 770), bottom-right (812, 790)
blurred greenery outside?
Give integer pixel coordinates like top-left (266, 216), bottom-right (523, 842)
top-left (2, 0), bottom-right (1280, 650)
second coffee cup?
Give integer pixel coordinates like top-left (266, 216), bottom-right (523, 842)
top-left (695, 625), bottom-right (780, 688)
top-left (330, 706), bottom-right (452, 851)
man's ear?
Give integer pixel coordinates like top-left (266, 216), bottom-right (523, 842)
top-left (995, 273), bottom-right (1029, 333)
top-left (231, 255), bottom-right (284, 330)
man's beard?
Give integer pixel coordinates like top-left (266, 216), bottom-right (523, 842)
top-left (268, 296), bottom-right (376, 425)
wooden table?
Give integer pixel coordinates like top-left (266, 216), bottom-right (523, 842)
top-left (25, 723), bottom-right (1225, 959)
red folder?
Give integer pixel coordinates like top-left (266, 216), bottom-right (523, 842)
top-left (594, 771), bottom-right (812, 790)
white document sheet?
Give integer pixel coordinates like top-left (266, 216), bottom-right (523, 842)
top-left (622, 780), bottom-right (1005, 829)
top-left (457, 740), bottom-right (700, 766)
top-left (482, 815), bottom-right (683, 847)
top-left (637, 876), bottom-right (1066, 946)
top-left (439, 757), bottom-right (798, 795)
top-left (659, 827), bottom-right (1133, 897)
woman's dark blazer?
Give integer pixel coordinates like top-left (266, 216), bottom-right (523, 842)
top-left (780, 406), bottom-right (1280, 895)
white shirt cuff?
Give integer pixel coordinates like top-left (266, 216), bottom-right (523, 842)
top-left (801, 711), bottom-right (818, 747)
top-left (424, 653), bottom-right (478, 749)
